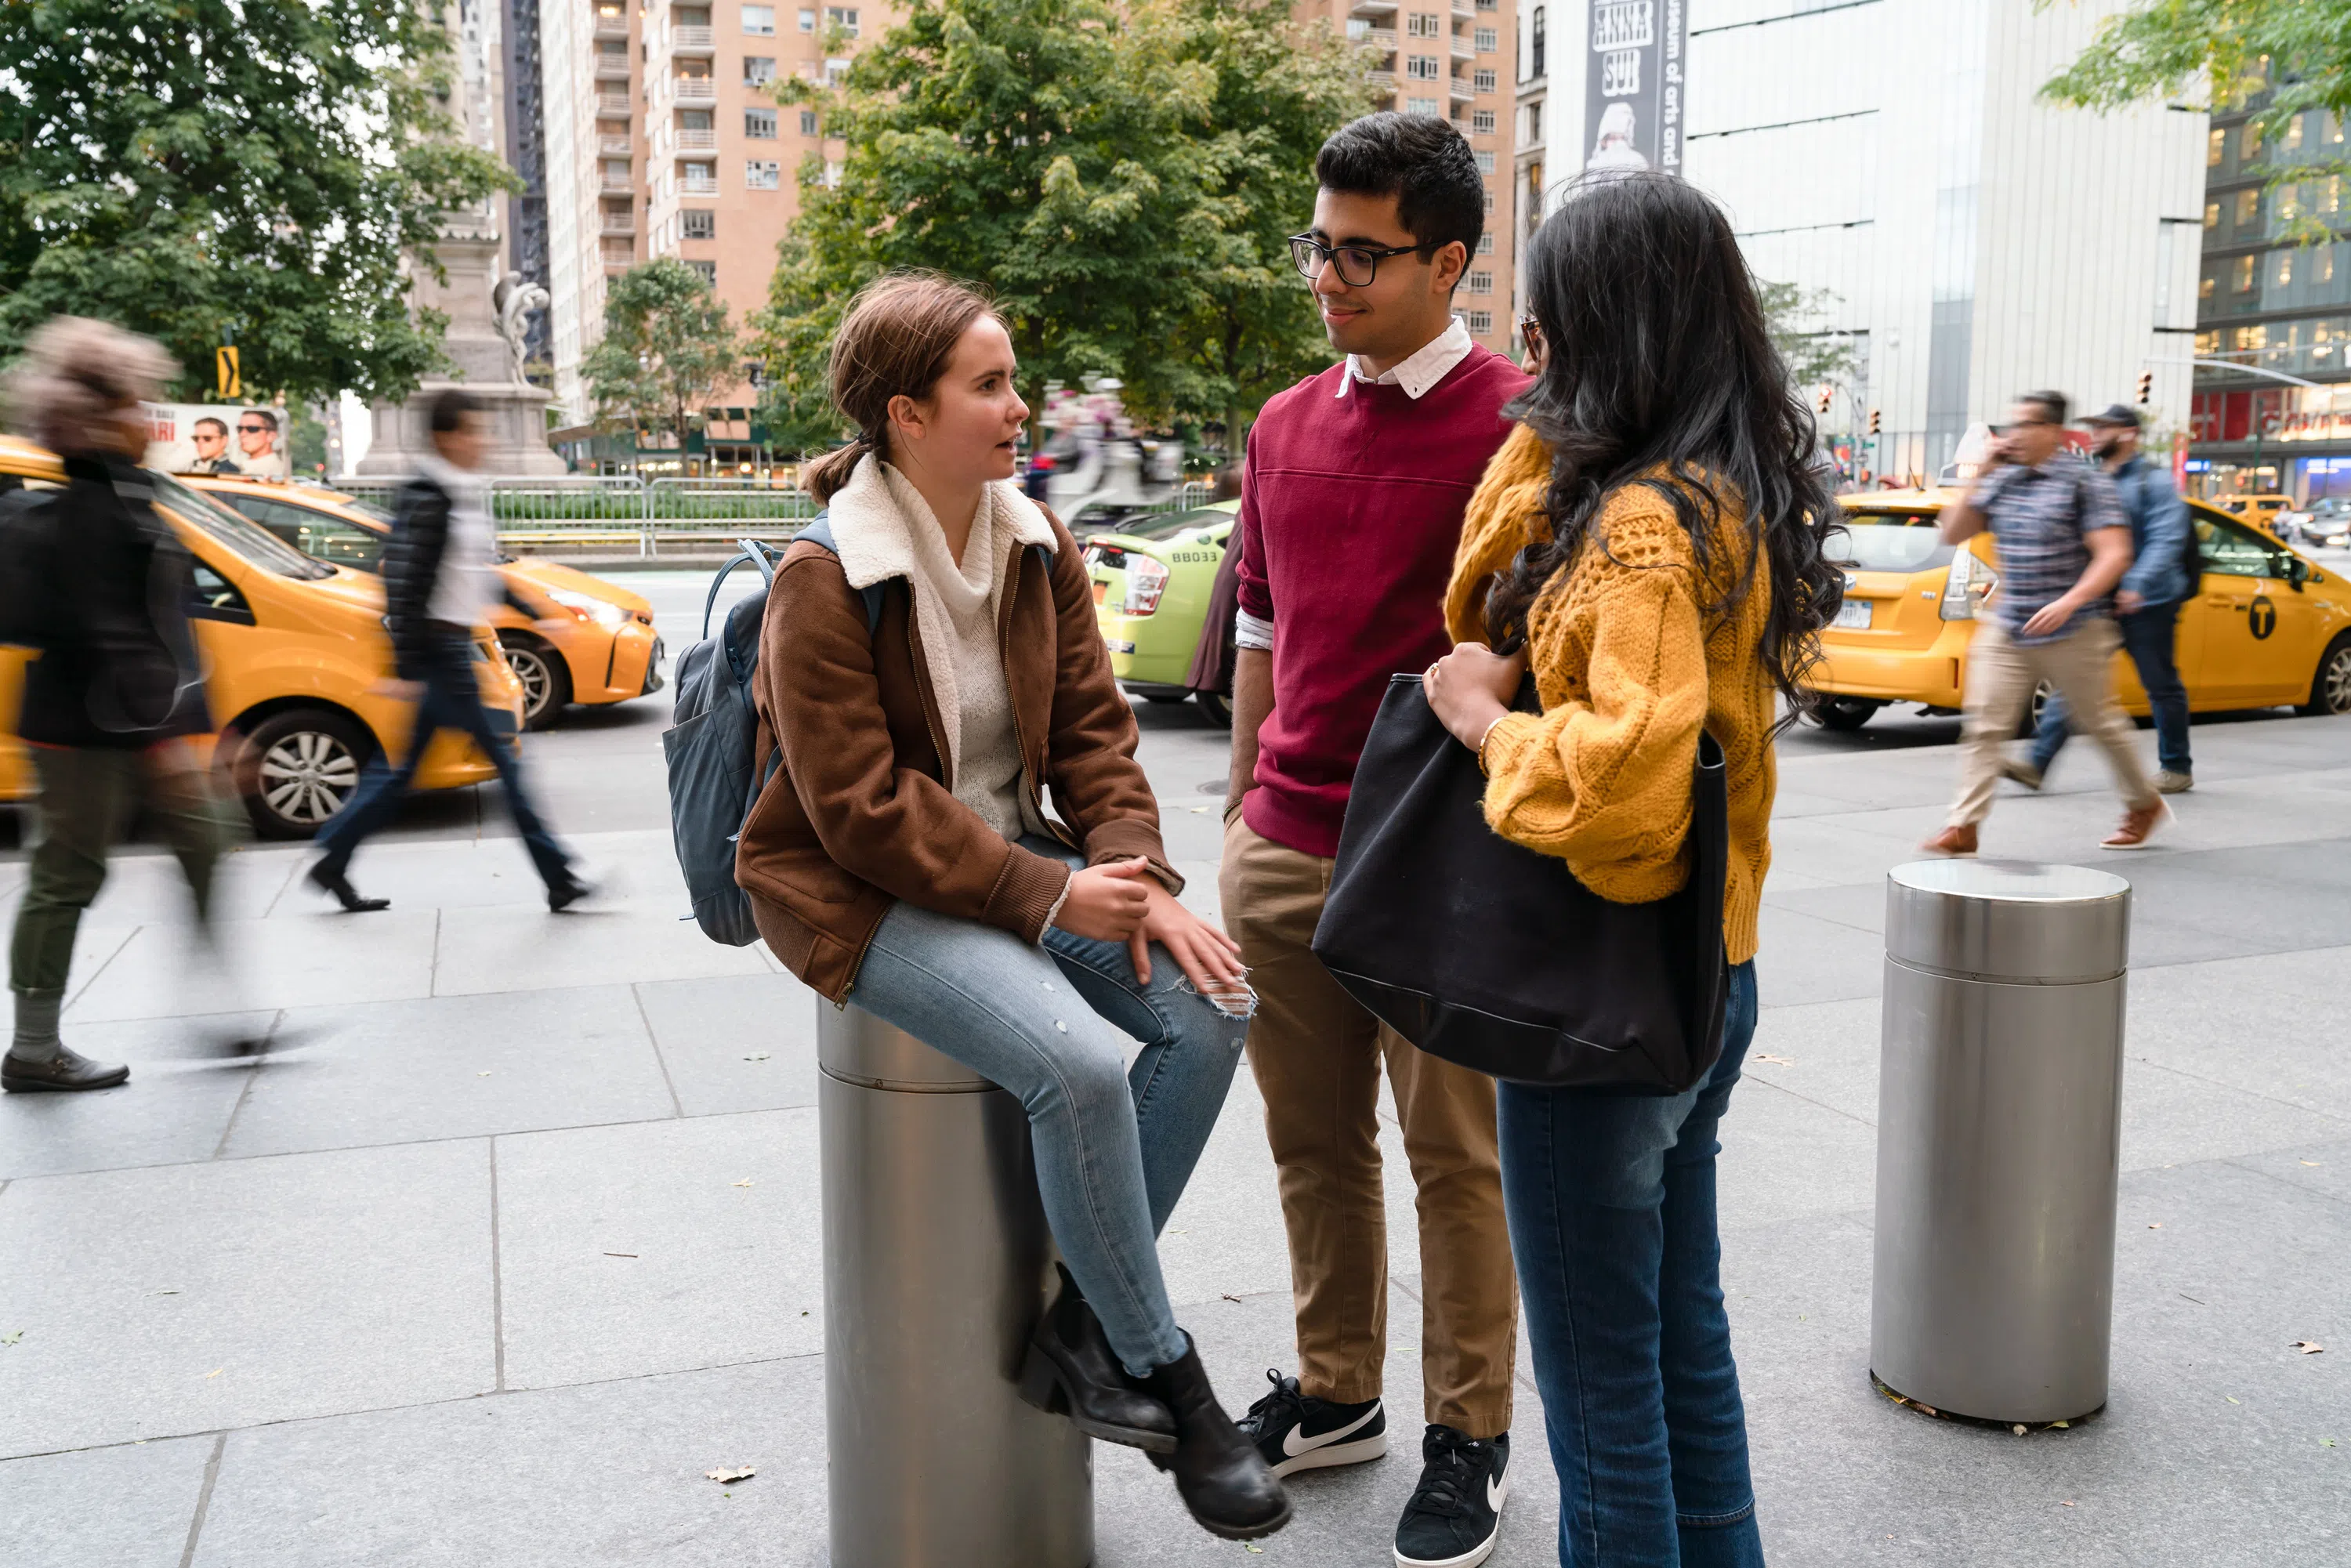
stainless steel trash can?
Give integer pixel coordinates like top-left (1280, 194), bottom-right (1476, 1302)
top-left (819, 1004), bottom-right (1093, 1568)
top-left (1871, 860), bottom-right (2132, 1425)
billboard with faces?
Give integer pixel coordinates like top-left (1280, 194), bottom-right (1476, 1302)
top-left (1583, 0), bottom-right (1688, 179)
top-left (144, 404), bottom-right (292, 480)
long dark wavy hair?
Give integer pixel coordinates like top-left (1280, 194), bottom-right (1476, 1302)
top-left (1484, 173), bottom-right (1843, 725)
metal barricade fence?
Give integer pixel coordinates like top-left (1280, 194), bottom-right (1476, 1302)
top-left (324, 472), bottom-right (1206, 556)
top-left (644, 478), bottom-right (819, 554)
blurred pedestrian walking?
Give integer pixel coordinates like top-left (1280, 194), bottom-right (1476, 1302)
top-left (1220, 111), bottom-right (1530, 1568)
top-left (1919, 391), bottom-right (2165, 855)
top-left (1423, 170), bottom-right (1843, 1567)
top-left (305, 389), bottom-right (590, 911)
top-left (2016, 403), bottom-right (2196, 795)
top-left (2, 318), bottom-right (235, 1092)
top-left (735, 273), bottom-right (1284, 1543)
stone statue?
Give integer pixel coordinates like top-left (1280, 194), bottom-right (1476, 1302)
top-left (491, 270), bottom-right (550, 386)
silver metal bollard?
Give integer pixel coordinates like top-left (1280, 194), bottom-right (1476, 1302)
top-left (1871, 860), bottom-right (2132, 1425)
top-left (819, 1004), bottom-right (1094, 1568)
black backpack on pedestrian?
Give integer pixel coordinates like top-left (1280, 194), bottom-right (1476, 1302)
top-left (0, 484), bottom-right (63, 650)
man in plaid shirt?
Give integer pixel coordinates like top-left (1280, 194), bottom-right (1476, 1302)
top-left (1922, 389), bottom-right (2167, 855)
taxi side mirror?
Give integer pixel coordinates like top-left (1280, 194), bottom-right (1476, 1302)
top-left (2286, 556), bottom-right (2311, 591)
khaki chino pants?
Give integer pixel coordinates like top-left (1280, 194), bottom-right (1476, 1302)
top-left (1949, 617), bottom-right (2157, 829)
top-left (1219, 816), bottom-right (1516, 1439)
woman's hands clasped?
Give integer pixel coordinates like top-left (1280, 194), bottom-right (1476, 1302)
top-left (1054, 857), bottom-right (1248, 992)
top-left (1424, 642), bottom-right (1528, 751)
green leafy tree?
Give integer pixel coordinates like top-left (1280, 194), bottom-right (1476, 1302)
top-left (753, 0), bottom-right (1368, 455)
top-left (583, 258), bottom-right (747, 452)
top-left (0, 0), bottom-right (513, 405)
top-left (1759, 279), bottom-right (1860, 391)
top-left (2041, 0), bottom-right (2351, 245)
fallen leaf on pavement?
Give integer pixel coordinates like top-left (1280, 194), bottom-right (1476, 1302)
top-left (0, 1331), bottom-right (21, 1345)
top-left (705, 1467), bottom-right (755, 1483)
top-left (1223, 1294), bottom-right (1243, 1303)
top-left (477, 1070), bottom-right (492, 1077)
top-left (1755, 1053), bottom-right (1795, 1066)
top-left (734, 1178), bottom-right (754, 1188)
top-left (2060, 1501), bottom-right (2074, 1508)
top-left (2291, 1341), bottom-right (2324, 1355)
top-left (2321, 1438), bottom-right (2338, 1449)
top-left (2148, 1222), bottom-right (2162, 1229)
top-left (2302, 1160), bottom-right (2322, 1168)
top-left (2226, 1396), bottom-right (2241, 1404)
top-left (2011, 1425), bottom-right (2026, 1436)
top-left (205, 1369), bottom-right (223, 1379)
top-left (2051, 1420), bottom-right (2070, 1429)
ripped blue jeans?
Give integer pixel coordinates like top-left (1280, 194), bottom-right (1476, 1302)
top-left (849, 836), bottom-right (1249, 1377)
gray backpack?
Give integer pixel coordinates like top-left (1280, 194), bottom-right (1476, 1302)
top-left (663, 522), bottom-right (880, 945)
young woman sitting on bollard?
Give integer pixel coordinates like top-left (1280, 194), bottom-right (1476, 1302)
top-left (1422, 173), bottom-right (1842, 1566)
top-left (736, 272), bottom-right (1288, 1542)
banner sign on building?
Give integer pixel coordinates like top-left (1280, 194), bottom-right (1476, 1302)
top-left (1584, 0), bottom-right (1688, 178)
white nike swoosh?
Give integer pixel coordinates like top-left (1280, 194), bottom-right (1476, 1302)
top-left (1487, 1468), bottom-right (1509, 1512)
top-left (1281, 1401), bottom-right (1382, 1458)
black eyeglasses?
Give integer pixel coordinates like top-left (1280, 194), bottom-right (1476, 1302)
top-left (238, 423), bottom-right (268, 435)
top-left (1289, 234), bottom-right (1436, 288)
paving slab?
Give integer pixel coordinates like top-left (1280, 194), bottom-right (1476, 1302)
top-left (0, 1011), bottom-right (272, 1180)
top-left (492, 1109), bottom-right (824, 1390)
top-left (0, 1432), bottom-right (216, 1568)
top-left (220, 986), bottom-right (678, 1159)
top-left (431, 904), bottom-right (770, 998)
top-left (60, 910), bottom-right (440, 1023)
top-left (632, 973), bottom-right (818, 1116)
top-left (2128, 947), bottom-right (2351, 1117)
top-left (0, 1139), bottom-right (493, 1457)
top-left (188, 1357), bottom-right (828, 1568)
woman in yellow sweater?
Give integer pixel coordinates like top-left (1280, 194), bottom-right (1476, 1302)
top-left (1425, 172), bottom-right (1842, 1566)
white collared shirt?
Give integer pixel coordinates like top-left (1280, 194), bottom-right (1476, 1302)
top-left (1335, 315), bottom-right (1476, 400)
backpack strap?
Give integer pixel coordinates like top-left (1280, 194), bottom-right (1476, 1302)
top-left (701, 538), bottom-right (783, 641)
top-left (791, 514), bottom-right (885, 634)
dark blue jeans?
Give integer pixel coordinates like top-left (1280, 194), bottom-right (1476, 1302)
top-left (1499, 962), bottom-right (1764, 1568)
top-left (313, 631), bottom-right (573, 890)
top-left (2032, 602), bottom-right (2190, 777)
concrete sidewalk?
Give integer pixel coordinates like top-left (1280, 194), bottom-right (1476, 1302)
top-left (1, 704), bottom-right (2346, 1566)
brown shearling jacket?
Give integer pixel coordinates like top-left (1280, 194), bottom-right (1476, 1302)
top-left (737, 506), bottom-right (1177, 1002)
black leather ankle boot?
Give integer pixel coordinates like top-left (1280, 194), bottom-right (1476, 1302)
top-left (1144, 1331), bottom-right (1292, 1541)
top-left (1017, 1263), bottom-right (1178, 1453)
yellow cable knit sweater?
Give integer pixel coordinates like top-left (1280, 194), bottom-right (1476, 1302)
top-left (1442, 424), bottom-right (1776, 965)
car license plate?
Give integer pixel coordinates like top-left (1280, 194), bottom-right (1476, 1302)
top-left (1834, 599), bottom-right (1872, 630)
top-left (1092, 579), bottom-right (1109, 604)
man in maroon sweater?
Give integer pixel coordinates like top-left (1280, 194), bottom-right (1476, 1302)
top-left (1220, 112), bottom-right (1531, 1568)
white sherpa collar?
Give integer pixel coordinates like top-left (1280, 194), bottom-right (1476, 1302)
top-left (822, 452), bottom-right (1057, 592)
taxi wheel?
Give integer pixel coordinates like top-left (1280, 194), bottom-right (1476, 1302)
top-left (1811, 696), bottom-right (1880, 731)
top-left (498, 635), bottom-right (572, 731)
top-left (2301, 634), bottom-right (2351, 716)
top-left (236, 709), bottom-right (371, 840)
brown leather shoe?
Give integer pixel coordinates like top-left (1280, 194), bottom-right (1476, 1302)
top-left (1919, 824), bottom-right (1978, 856)
top-left (2100, 799), bottom-right (2171, 850)
top-left (2, 1045), bottom-right (129, 1093)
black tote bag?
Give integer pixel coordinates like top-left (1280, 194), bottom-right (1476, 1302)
top-left (1311, 674), bottom-right (1731, 1094)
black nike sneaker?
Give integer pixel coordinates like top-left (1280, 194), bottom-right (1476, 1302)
top-left (1393, 1424), bottom-right (1509, 1568)
top-left (1233, 1368), bottom-right (1386, 1477)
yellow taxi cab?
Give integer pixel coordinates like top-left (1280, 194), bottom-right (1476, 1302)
top-left (1806, 487), bottom-right (2351, 728)
top-left (187, 476), bottom-right (663, 731)
top-left (2219, 493), bottom-right (2293, 529)
top-left (0, 436), bottom-right (526, 838)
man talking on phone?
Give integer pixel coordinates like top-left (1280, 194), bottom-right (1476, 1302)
top-left (1920, 389), bottom-right (2165, 856)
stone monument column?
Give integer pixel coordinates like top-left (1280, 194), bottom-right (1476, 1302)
top-left (357, 0), bottom-right (566, 478)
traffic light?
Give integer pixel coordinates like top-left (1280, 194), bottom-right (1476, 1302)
top-left (2136, 370), bottom-right (2153, 405)
top-left (1817, 386), bottom-right (1832, 414)
top-left (1867, 408), bottom-right (1881, 436)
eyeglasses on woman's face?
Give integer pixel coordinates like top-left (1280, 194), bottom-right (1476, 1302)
top-left (1288, 234), bottom-right (1436, 288)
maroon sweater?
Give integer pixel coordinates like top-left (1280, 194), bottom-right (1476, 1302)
top-left (1236, 346), bottom-right (1531, 858)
